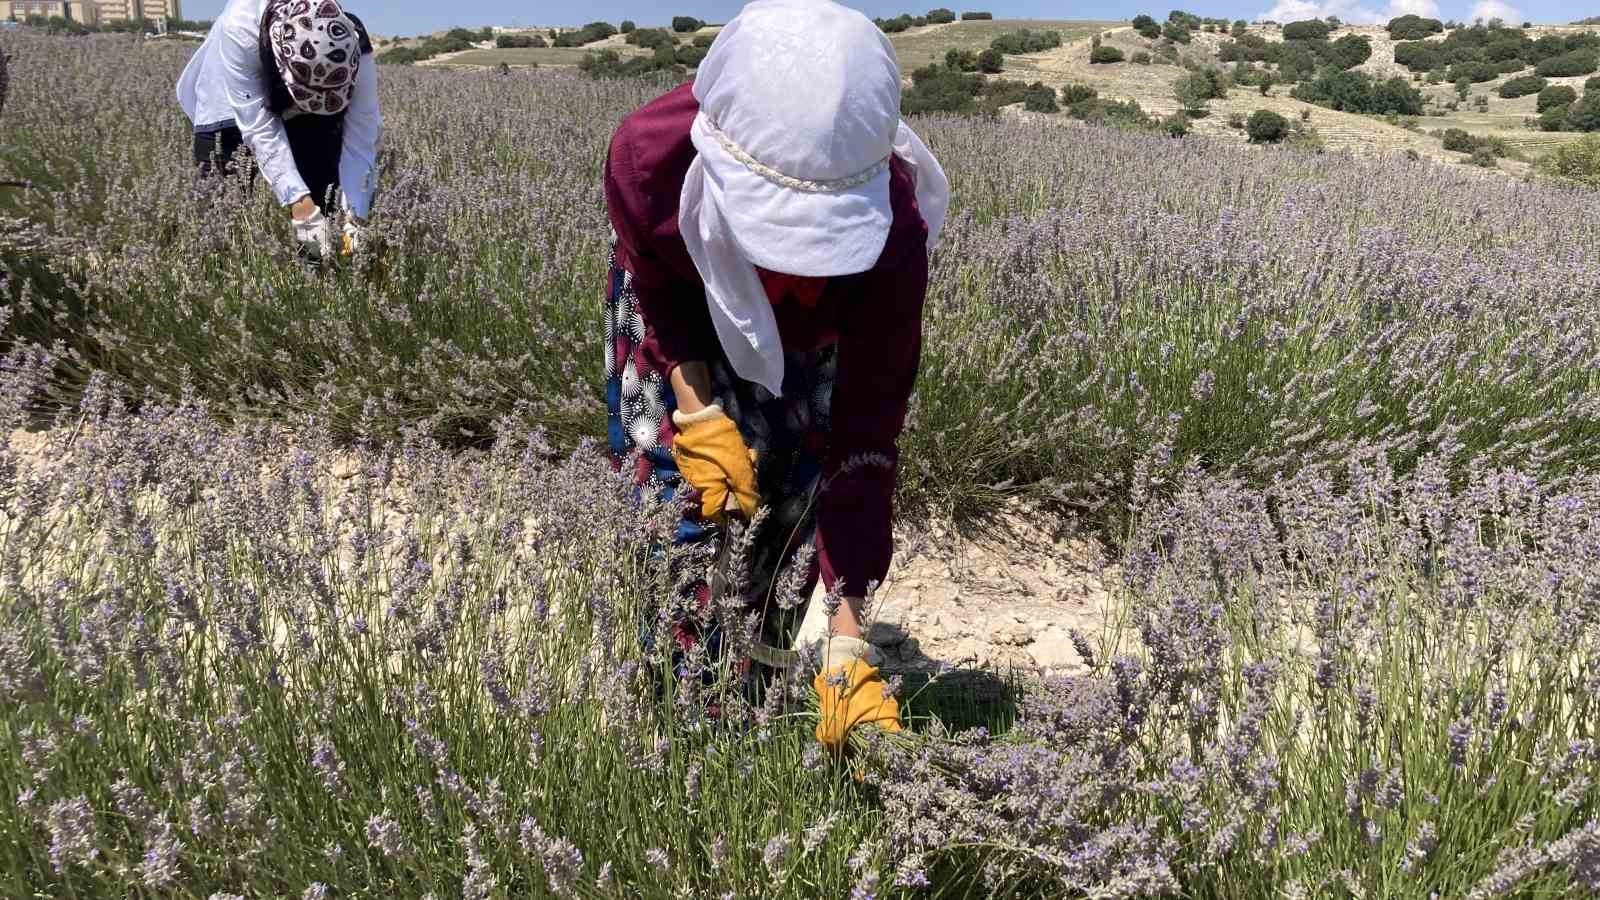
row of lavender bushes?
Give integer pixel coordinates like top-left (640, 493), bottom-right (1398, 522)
top-left (3, 346), bottom-right (1596, 897)
top-left (3, 34), bottom-right (1599, 521)
top-left (0, 32), bottom-right (1596, 897)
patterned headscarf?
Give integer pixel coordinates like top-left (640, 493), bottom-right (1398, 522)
top-left (269, 0), bottom-right (360, 115)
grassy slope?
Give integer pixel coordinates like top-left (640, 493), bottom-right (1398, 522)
top-left (886, 19), bottom-right (1121, 71)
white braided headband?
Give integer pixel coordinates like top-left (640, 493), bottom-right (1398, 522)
top-left (704, 117), bottom-right (890, 194)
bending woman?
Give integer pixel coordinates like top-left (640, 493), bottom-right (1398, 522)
top-left (603, 0), bottom-right (948, 753)
top-left (176, 0), bottom-right (381, 258)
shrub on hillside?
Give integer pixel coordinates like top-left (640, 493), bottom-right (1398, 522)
top-left (946, 48), bottom-right (979, 71)
top-left (1539, 132), bottom-right (1600, 185)
top-left (903, 64), bottom-right (984, 114)
top-left (579, 47), bottom-right (681, 79)
top-left (1133, 14), bottom-right (1162, 39)
top-left (553, 22), bottom-right (617, 47)
top-left (377, 46), bottom-right (421, 65)
top-left (1448, 61), bottom-right (1500, 83)
top-left (1292, 70), bottom-right (1422, 115)
top-left (1325, 34), bottom-right (1373, 70)
top-left (1023, 82), bottom-right (1060, 112)
top-left (1589, 75), bottom-right (1600, 91)
top-left (694, 34), bottom-right (715, 48)
top-left (1371, 77), bottom-right (1425, 115)
top-left (978, 79), bottom-right (1029, 110)
top-left (619, 20), bottom-right (635, 33)
top-left (1247, 108), bottom-right (1289, 142)
top-left (1498, 75), bottom-right (1548, 98)
top-left (1469, 145), bottom-right (1499, 167)
top-left (495, 33), bottom-right (547, 49)
top-left (961, 11), bottom-right (993, 20)
top-left (1133, 51), bottom-right (1152, 64)
top-left (977, 48), bottom-right (1004, 73)
top-left (675, 45), bottom-right (707, 67)
top-left (1539, 104), bottom-right (1573, 131)
top-left (1160, 111), bottom-right (1190, 135)
top-left (1163, 22), bottom-right (1191, 43)
top-left (1537, 51), bottom-right (1599, 78)
top-left (1068, 96), bottom-right (1154, 129)
top-left (625, 28), bottom-right (676, 50)
top-left (991, 29), bottom-right (1063, 55)
top-left (1568, 91), bottom-right (1600, 132)
top-left (1174, 70), bottom-right (1224, 113)
top-left (1387, 14), bottom-right (1444, 40)
top-left (1440, 128), bottom-right (1476, 151)
top-left (671, 16), bottom-right (705, 33)
top-left (1091, 45), bottom-right (1125, 64)
top-left (1061, 83), bottom-right (1098, 105)
top-left (927, 8), bottom-right (957, 24)
top-left (1282, 19), bottom-right (1331, 40)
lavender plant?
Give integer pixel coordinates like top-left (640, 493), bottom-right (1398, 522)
top-left (0, 29), bottom-right (1596, 900)
top-left (3, 33), bottom-right (1599, 520)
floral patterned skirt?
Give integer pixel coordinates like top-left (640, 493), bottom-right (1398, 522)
top-left (604, 248), bottom-right (837, 660)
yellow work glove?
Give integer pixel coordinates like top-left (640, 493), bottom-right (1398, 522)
top-left (670, 404), bottom-right (759, 522)
top-left (814, 636), bottom-right (902, 755)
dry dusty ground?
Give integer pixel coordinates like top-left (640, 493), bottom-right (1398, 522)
top-left (855, 509), bottom-right (1118, 678)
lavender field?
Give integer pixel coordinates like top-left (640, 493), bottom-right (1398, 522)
top-left (1, 31), bottom-right (1598, 899)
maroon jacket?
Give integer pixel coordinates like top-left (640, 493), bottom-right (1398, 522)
top-left (604, 84), bottom-right (930, 596)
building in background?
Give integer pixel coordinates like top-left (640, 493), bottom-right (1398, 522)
top-left (1, 1), bottom-right (104, 24)
top-left (97, 0), bottom-right (179, 23)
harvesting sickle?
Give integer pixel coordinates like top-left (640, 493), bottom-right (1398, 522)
top-left (603, 0), bottom-right (947, 755)
top-left (175, 0), bottom-right (382, 263)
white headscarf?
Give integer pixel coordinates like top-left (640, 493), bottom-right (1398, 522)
top-left (680, 0), bottom-right (950, 397)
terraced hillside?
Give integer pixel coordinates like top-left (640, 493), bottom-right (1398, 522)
top-left (895, 18), bottom-right (1593, 171)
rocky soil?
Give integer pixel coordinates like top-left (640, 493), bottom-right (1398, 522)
top-left (797, 506), bottom-right (1124, 679)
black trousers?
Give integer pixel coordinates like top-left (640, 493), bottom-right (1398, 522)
top-left (193, 116), bottom-right (344, 212)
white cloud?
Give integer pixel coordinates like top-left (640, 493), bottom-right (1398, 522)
top-left (1384, 0), bottom-right (1441, 17)
top-left (1259, 0), bottom-right (1386, 25)
top-left (1258, 0), bottom-right (1443, 25)
top-left (1469, 0), bottom-right (1523, 23)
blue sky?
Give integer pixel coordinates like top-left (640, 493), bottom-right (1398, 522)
top-left (180, 1), bottom-right (1585, 36)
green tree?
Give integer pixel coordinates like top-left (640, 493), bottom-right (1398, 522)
top-left (1326, 34), bottom-right (1372, 70)
top-left (946, 49), bottom-right (978, 71)
top-left (1174, 71), bottom-right (1215, 113)
top-left (1282, 19), bottom-right (1331, 40)
top-left (927, 8), bottom-right (957, 24)
top-left (1023, 82), bottom-right (1060, 112)
top-left (977, 48), bottom-right (1004, 73)
top-left (1247, 109), bottom-right (1289, 142)
top-left (1568, 91), bottom-right (1600, 131)
top-left (1091, 45), bottom-right (1125, 64)
top-left (1539, 103), bottom-right (1572, 131)
top-left (1537, 51), bottom-right (1599, 78)
top-left (1497, 75), bottom-right (1547, 98)
top-left (1540, 133), bottom-right (1600, 185)
top-left (619, 20), bottom-right (636, 33)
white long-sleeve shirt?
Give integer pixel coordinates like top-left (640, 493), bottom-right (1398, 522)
top-left (175, 0), bottom-right (382, 218)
